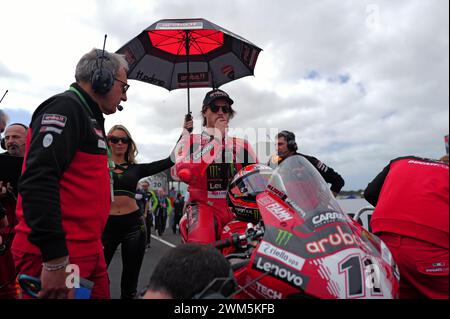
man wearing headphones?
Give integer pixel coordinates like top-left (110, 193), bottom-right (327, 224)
top-left (0, 123), bottom-right (27, 299)
top-left (12, 48), bottom-right (129, 299)
top-left (268, 130), bottom-right (345, 196)
top-left (1, 123), bottom-right (28, 156)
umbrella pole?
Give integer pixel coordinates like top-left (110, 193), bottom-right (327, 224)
top-left (185, 31), bottom-right (191, 115)
top-left (0, 90), bottom-right (8, 104)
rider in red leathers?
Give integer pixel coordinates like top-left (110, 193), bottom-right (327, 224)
top-left (175, 89), bottom-right (257, 244)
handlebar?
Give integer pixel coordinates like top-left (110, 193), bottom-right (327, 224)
top-left (212, 238), bottom-right (233, 250)
top-left (211, 233), bottom-right (245, 250)
top-left (211, 223), bottom-right (265, 251)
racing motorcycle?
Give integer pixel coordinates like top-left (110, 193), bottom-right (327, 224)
top-left (211, 156), bottom-right (400, 299)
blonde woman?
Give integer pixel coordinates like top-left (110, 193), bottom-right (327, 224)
top-left (103, 120), bottom-right (191, 299)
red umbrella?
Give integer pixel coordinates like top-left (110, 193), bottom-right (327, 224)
top-left (116, 18), bottom-right (262, 114)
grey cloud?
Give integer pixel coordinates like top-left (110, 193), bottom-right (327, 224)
top-left (91, 0), bottom-right (448, 190)
top-left (0, 62), bottom-right (29, 81)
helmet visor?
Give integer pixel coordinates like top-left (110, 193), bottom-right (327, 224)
top-left (231, 171), bottom-right (272, 198)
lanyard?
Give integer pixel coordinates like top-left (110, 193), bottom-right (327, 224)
top-left (68, 86), bottom-right (115, 202)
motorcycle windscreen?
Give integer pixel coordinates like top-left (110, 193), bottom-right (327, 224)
top-left (266, 155), bottom-right (342, 221)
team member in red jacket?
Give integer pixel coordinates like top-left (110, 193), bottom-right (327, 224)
top-left (175, 89), bottom-right (257, 244)
top-left (364, 156), bottom-right (449, 299)
top-left (12, 48), bottom-right (129, 299)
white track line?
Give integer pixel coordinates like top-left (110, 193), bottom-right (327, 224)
top-left (150, 234), bottom-right (176, 248)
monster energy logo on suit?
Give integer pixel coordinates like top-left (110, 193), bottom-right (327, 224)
top-left (207, 164), bottom-right (221, 178)
top-left (207, 163), bottom-right (237, 192)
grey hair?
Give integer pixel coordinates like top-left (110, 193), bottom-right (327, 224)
top-left (75, 48), bottom-right (129, 83)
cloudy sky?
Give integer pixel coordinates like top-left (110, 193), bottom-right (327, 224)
top-left (0, 0), bottom-right (448, 190)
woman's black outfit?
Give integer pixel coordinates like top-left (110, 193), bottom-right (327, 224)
top-left (102, 157), bottom-right (173, 299)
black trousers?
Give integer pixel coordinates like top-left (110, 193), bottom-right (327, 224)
top-left (102, 210), bottom-right (146, 299)
top-left (172, 211), bottom-right (183, 234)
top-left (154, 207), bottom-right (167, 236)
top-left (144, 212), bottom-right (153, 245)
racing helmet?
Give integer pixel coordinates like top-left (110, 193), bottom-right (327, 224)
top-left (227, 164), bottom-right (273, 223)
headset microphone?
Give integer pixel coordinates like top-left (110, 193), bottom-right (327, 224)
top-left (100, 35), bottom-right (107, 70)
top-left (117, 105), bottom-right (123, 111)
top-left (91, 35), bottom-right (114, 94)
top-left (0, 90), bottom-right (8, 104)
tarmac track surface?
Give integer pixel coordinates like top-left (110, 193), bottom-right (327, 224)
top-left (108, 229), bottom-right (182, 299)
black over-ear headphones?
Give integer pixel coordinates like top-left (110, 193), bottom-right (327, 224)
top-left (191, 268), bottom-right (238, 299)
top-left (279, 130), bottom-right (298, 152)
top-left (1, 123), bottom-right (28, 150)
top-left (90, 48), bottom-right (114, 95)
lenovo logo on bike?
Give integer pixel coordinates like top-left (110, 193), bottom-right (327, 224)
top-left (265, 202), bottom-right (293, 222)
top-left (312, 212), bottom-right (347, 227)
top-left (258, 241), bottom-right (305, 271)
top-left (254, 256), bottom-right (306, 289)
top-left (306, 225), bottom-right (363, 254)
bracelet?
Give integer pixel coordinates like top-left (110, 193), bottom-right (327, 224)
top-left (42, 256), bottom-right (69, 272)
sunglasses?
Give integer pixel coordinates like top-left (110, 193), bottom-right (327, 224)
top-left (114, 78), bottom-right (130, 94)
top-left (209, 103), bottom-right (231, 114)
top-left (108, 136), bottom-right (130, 144)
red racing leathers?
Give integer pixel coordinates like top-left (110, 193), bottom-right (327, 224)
top-left (364, 156), bottom-right (449, 298)
top-left (175, 132), bottom-right (257, 244)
